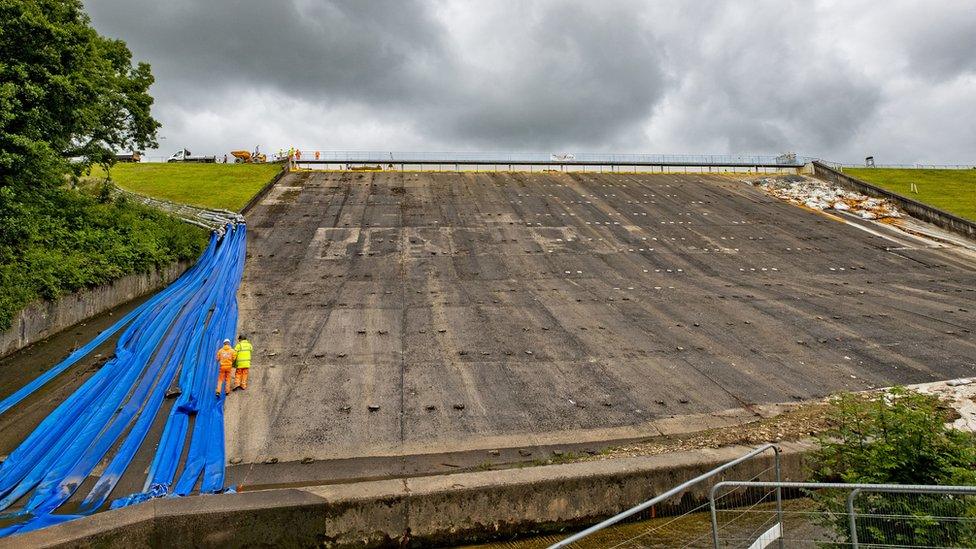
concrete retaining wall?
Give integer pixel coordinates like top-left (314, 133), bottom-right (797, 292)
top-left (0, 260), bottom-right (191, 358)
top-left (808, 161), bottom-right (976, 241)
top-left (8, 442), bottom-right (812, 548)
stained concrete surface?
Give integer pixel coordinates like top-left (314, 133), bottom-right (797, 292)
top-left (224, 171), bottom-right (976, 476)
top-left (4, 443), bottom-right (812, 549)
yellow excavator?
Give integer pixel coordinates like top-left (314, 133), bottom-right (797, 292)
top-left (230, 146), bottom-right (267, 163)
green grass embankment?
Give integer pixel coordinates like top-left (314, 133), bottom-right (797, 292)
top-left (91, 162), bottom-right (282, 211)
top-left (1, 163), bottom-right (281, 333)
top-left (845, 168), bottom-right (976, 222)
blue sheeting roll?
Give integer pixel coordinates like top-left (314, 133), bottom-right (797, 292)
top-left (0, 223), bottom-right (247, 537)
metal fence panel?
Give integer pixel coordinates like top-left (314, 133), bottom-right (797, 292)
top-left (710, 482), bottom-right (976, 549)
top-left (549, 445), bottom-right (782, 549)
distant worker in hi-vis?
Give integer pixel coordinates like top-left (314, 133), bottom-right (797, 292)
top-left (215, 338), bottom-right (237, 398)
top-left (233, 334), bottom-right (253, 391)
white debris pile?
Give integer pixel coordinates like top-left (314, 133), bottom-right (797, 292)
top-left (914, 379), bottom-right (976, 433)
top-left (752, 176), bottom-right (901, 220)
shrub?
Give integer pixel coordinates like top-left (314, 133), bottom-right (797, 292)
top-left (0, 184), bottom-right (206, 330)
top-left (809, 388), bottom-right (976, 546)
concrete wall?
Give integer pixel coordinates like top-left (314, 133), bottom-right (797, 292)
top-left (8, 442), bottom-right (812, 548)
top-left (0, 260), bottom-right (191, 358)
top-left (808, 161), bottom-right (976, 241)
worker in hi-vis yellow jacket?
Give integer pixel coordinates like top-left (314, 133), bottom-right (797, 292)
top-left (233, 334), bottom-right (253, 391)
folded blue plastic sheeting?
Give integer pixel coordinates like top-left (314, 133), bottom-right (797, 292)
top-left (0, 223), bottom-right (247, 537)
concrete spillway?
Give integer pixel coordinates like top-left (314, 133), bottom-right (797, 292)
top-left (223, 170), bottom-right (976, 487)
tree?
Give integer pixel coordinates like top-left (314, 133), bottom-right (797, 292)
top-left (0, 0), bottom-right (159, 188)
top-left (809, 388), bottom-right (976, 546)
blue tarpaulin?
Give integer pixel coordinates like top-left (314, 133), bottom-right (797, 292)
top-left (0, 223), bottom-right (246, 537)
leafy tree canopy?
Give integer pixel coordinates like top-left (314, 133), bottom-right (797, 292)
top-left (0, 0), bottom-right (159, 187)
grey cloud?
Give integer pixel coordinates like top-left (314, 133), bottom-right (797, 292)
top-left (84, 0), bottom-right (976, 163)
top-left (86, 0), bottom-right (449, 105)
top-left (899, 5), bottom-right (976, 80)
top-left (649, 2), bottom-right (883, 157)
top-left (430, 2), bottom-right (670, 149)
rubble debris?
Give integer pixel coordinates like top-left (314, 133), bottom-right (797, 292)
top-left (752, 176), bottom-right (901, 220)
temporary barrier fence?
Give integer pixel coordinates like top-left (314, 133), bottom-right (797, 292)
top-left (550, 449), bottom-right (976, 549)
top-left (709, 481), bottom-right (976, 548)
top-left (549, 444), bottom-right (782, 548)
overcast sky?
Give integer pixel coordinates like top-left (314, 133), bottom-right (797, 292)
top-left (85, 0), bottom-right (976, 164)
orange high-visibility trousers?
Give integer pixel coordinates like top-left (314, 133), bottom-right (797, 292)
top-left (216, 368), bottom-right (233, 395)
top-left (234, 368), bottom-right (249, 390)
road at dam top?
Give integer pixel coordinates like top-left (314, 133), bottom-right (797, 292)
top-left (223, 170), bottom-right (976, 487)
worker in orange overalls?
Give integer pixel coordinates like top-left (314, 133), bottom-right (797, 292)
top-left (233, 334), bottom-right (253, 391)
top-left (215, 338), bottom-right (237, 398)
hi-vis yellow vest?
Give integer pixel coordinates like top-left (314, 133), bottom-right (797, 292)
top-left (235, 340), bottom-right (253, 368)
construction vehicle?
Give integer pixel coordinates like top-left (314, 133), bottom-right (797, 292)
top-left (230, 146), bottom-right (267, 163)
top-left (167, 148), bottom-right (216, 163)
top-left (113, 151), bottom-right (142, 163)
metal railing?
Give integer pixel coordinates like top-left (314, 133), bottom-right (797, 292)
top-left (709, 481), bottom-right (976, 548)
top-left (289, 151), bottom-right (816, 165)
top-left (549, 444), bottom-right (781, 548)
top-left (841, 164), bottom-right (976, 170)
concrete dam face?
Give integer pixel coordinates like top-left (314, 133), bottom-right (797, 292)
top-left (223, 170), bottom-right (976, 486)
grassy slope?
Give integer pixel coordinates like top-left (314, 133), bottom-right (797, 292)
top-left (845, 168), bottom-right (976, 221)
top-left (91, 163), bottom-right (281, 211)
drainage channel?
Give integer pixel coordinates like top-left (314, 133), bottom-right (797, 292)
top-left (0, 223), bottom-right (247, 537)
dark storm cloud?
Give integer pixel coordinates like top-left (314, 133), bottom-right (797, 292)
top-left (84, 0), bottom-right (976, 162)
top-left (86, 0), bottom-right (449, 104)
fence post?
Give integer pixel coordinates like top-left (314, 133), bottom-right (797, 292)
top-left (847, 489), bottom-right (860, 548)
top-left (774, 447), bottom-right (784, 549)
top-left (709, 484), bottom-right (721, 549)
